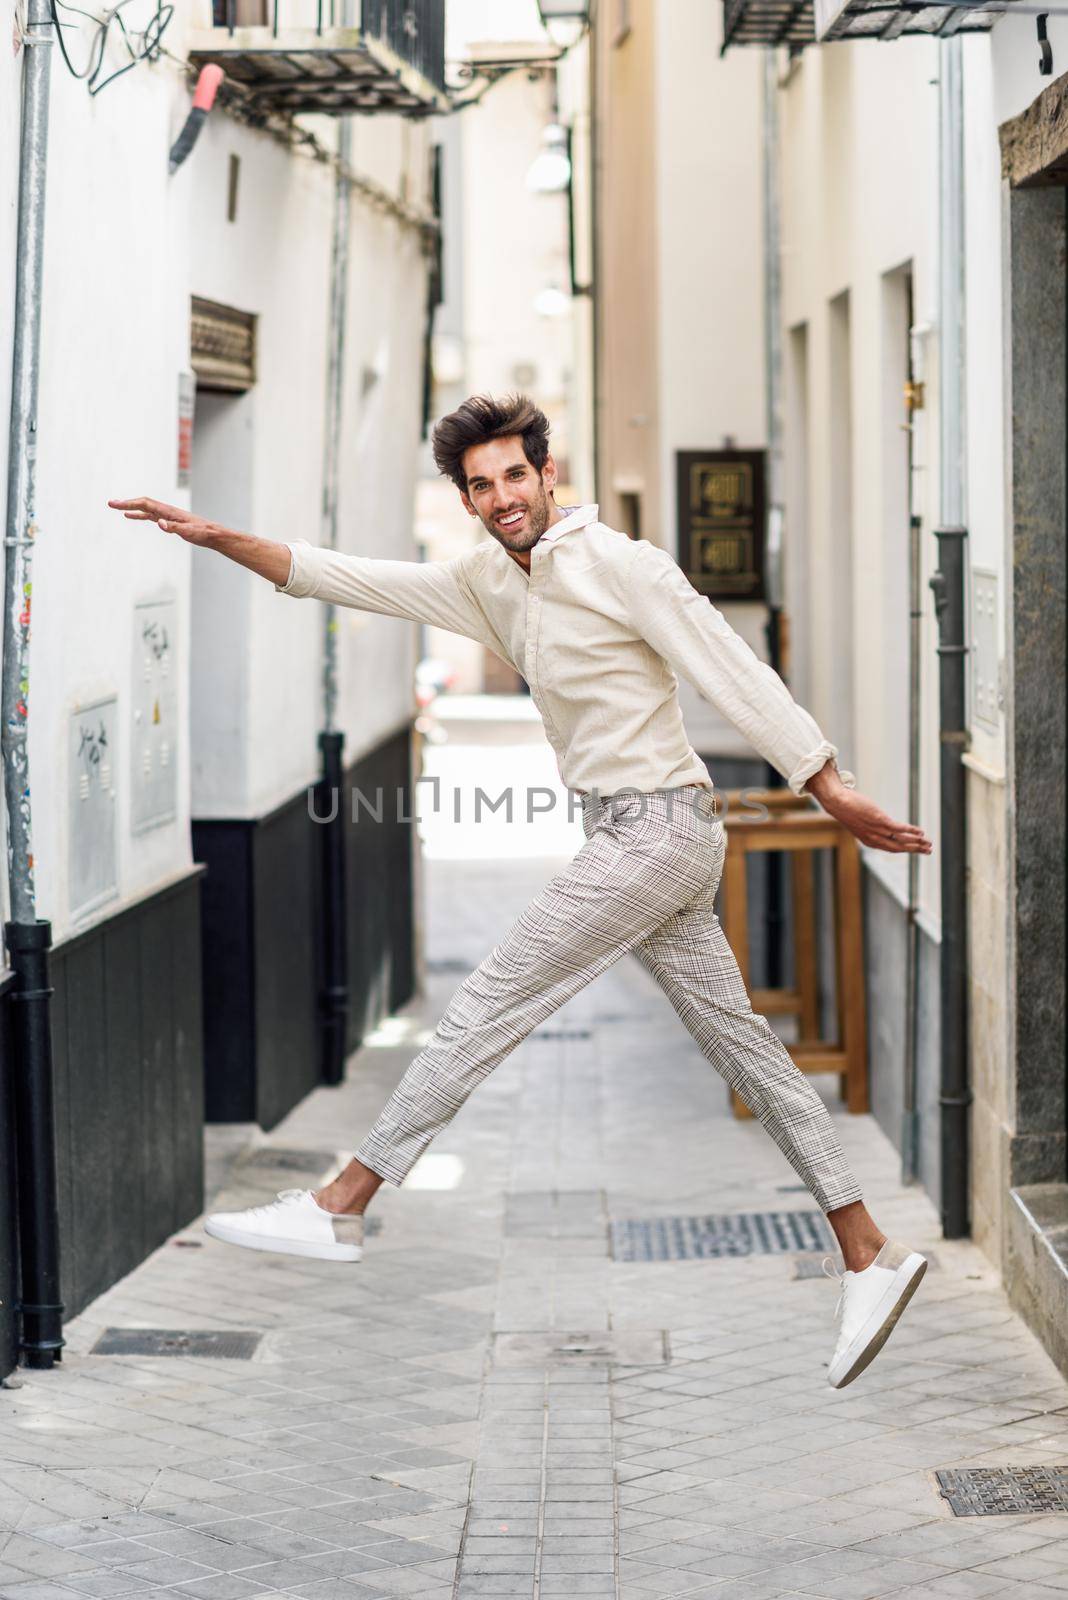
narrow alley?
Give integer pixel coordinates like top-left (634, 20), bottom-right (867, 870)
top-left (2, 729), bottom-right (1067, 1600)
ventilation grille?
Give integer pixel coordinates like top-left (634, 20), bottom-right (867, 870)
top-left (611, 1210), bottom-right (835, 1262)
top-left (937, 1467), bottom-right (1068, 1517)
top-left (92, 1329), bottom-right (262, 1359)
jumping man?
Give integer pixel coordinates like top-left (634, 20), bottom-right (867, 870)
top-left (110, 393), bottom-right (932, 1389)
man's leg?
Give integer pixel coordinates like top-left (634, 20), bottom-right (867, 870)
top-left (208, 789), bottom-right (714, 1233)
top-left (633, 890), bottom-right (869, 1228)
top-left (338, 797), bottom-right (716, 1199)
top-left (631, 856), bottom-right (927, 1386)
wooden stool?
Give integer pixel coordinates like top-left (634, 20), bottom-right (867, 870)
top-left (718, 789), bottom-right (869, 1118)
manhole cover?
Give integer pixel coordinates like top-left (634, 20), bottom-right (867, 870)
top-left (493, 1330), bottom-right (668, 1367)
top-left (611, 1211), bottom-right (835, 1261)
top-left (242, 1148), bottom-right (337, 1172)
top-left (92, 1329), bottom-right (262, 1359)
top-left (937, 1467), bottom-right (1068, 1516)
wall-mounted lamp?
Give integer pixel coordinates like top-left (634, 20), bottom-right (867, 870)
top-left (526, 124), bottom-right (572, 194)
top-left (536, 0), bottom-right (590, 50)
top-left (534, 286), bottom-right (571, 319)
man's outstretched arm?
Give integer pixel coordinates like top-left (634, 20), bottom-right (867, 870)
top-left (629, 540), bottom-right (931, 856)
top-left (109, 496), bottom-right (291, 583)
top-left (107, 496), bottom-right (499, 648)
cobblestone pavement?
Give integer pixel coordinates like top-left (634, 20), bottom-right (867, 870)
top-left (3, 811), bottom-right (1068, 1598)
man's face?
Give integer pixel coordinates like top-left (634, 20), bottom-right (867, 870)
top-left (460, 436), bottom-right (558, 555)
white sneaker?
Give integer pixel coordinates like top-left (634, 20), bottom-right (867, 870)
top-left (204, 1189), bottom-right (363, 1262)
top-left (824, 1238), bottom-right (926, 1388)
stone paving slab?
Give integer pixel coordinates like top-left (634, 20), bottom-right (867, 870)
top-left (3, 835), bottom-right (1068, 1599)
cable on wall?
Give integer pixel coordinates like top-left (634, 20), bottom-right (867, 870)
top-left (48, 0), bottom-right (174, 95)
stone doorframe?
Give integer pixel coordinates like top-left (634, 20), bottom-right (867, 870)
top-left (997, 82), bottom-right (1068, 1370)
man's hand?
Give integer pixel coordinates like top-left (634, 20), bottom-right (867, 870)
top-left (107, 496), bottom-right (292, 587)
top-left (107, 497), bottom-right (218, 546)
top-left (805, 762), bottom-right (932, 855)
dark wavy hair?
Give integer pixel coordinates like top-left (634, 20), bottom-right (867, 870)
top-left (431, 393), bottom-right (551, 492)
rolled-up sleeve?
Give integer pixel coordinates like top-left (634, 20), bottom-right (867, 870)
top-left (274, 538), bottom-right (499, 648)
top-left (629, 542), bottom-right (855, 796)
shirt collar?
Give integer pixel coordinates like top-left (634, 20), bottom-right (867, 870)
top-left (538, 503), bottom-right (599, 547)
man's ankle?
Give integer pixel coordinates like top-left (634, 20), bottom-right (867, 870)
top-left (844, 1234), bottom-right (887, 1273)
top-left (313, 1186), bottom-right (365, 1217)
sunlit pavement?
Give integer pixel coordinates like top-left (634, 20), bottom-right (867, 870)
top-left (2, 708), bottom-right (1068, 1600)
top-left (416, 694), bottom-right (586, 860)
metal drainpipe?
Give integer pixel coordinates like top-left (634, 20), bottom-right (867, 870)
top-left (901, 307), bottom-right (931, 1185)
top-left (901, 509), bottom-right (922, 1184)
top-left (932, 35), bottom-right (971, 1239)
top-left (317, 111), bottom-right (353, 1088)
top-left (3, 0), bottom-right (64, 1367)
top-left (762, 49), bottom-right (786, 988)
top-left (588, 5), bottom-right (602, 499)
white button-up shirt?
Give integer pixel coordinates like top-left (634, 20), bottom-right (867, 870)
top-left (277, 503), bottom-right (853, 798)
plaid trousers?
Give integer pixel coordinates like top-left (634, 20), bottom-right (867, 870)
top-left (355, 785), bottom-right (864, 1213)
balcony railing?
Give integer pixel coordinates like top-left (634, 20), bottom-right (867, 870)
top-left (190, 0), bottom-right (448, 116)
top-left (721, 0), bottom-right (997, 49)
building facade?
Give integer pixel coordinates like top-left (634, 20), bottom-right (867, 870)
top-left (0, 0), bottom-right (444, 1371)
top-left (589, 0), bottom-right (1066, 1370)
top-left (418, 0), bottom-right (594, 696)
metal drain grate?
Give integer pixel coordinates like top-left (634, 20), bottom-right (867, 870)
top-left (937, 1466), bottom-right (1068, 1516)
top-left (92, 1328), bottom-right (262, 1359)
top-left (611, 1210), bottom-right (835, 1261)
top-left (241, 1148), bottom-right (337, 1172)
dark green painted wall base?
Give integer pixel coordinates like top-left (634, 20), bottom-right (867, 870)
top-left (0, 726), bottom-right (415, 1379)
top-left (193, 723), bottom-right (416, 1129)
top-left (50, 869), bottom-right (206, 1325)
top-left (0, 972), bottom-right (21, 1378)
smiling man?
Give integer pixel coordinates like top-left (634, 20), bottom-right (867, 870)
top-left (110, 392), bottom-right (932, 1389)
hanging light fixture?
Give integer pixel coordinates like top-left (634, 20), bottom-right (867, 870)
top-left (536, 0), bottom-right (589, 50)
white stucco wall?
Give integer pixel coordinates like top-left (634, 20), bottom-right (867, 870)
top-left (780, 37), bottom-right (943, 929)
top-left (26, 18), bottom-right (198, 944)
top-left (652, 0), bottom-right (768, 763)
top-left (960, 32), bottom-right (1009, 783)
top-left (2, 4), bottom-right (432, 941)
top-left (188, 108), bottom-right (431, 818)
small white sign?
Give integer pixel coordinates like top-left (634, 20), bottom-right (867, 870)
top-left (132, 598), bottom-right (178, 833)
top-left (70, 696), bottom-right (118, 919)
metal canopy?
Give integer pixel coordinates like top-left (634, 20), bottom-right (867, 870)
top-left (187, 25), bottom-right (449, 116)
top-left (721, 0), bottom-right (997, 49)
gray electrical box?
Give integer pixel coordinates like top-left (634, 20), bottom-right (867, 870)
top-left (971, 568), bottom-right (1000, 733)
top-left (132, 598), bottom-right (178, 834)
top-left (69, 695), bottom-right (118, 919)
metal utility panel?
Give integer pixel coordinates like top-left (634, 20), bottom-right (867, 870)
top-left (69, 696), bottom-right (118, 919)
top-left (132, 599), bottom-right (178, 834)
top-left (971, 568), bottom-right (1000, 733)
